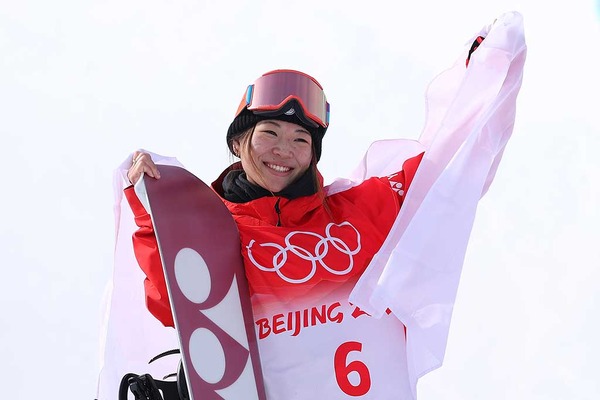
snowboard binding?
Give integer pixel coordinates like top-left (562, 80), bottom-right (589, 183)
top-left (119, 349), bottom-right (189, 400)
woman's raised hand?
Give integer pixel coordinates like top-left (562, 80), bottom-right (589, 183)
top-left (127, 151), bottom-right (161, 185)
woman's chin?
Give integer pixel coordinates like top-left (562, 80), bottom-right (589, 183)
top-left (263, 183), bottom-right (287, 193)
top-left (260, 176), bottom-right (294, 193)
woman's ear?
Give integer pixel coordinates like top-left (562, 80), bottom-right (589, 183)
top-left (232, 139), bottom-right (240, 158)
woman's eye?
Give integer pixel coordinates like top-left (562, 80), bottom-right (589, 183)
top-left (295, 138), bottom-right (309, 144)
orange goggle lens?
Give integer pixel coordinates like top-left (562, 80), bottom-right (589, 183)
top-left (235, 69), bottom-right (330, 128)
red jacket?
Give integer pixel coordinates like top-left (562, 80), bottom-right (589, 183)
top-left (125, 153), bottom-right (423, 328)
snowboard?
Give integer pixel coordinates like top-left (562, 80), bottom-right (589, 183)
top-left (134, 165), bottom-right (266, 400)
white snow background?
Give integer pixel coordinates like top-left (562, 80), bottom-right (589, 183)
top-left (1, 0), bottom-right (598, 399)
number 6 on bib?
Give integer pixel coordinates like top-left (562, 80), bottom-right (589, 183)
top-left (334, 341), bottom-right (371, 396)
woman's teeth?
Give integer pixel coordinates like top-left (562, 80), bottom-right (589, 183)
top-left (266, 163), bottom-right (291, 172)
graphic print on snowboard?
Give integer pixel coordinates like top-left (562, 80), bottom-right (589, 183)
top-left (134, 165), bottom-right (266, 400)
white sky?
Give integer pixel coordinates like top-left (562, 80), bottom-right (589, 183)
top-left (1, 1), bottom-right (599, 399)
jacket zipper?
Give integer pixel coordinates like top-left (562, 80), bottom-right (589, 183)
top-left (274, 197), bottom-right (282, 227)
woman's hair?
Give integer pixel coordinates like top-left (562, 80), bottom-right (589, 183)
top-left (310, 150), bottom-right (335, 221)
top-left (229, 125), bottom-right (269, 190)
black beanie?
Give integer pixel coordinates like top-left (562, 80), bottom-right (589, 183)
top-left (227, 101), bottom-right (326, 161)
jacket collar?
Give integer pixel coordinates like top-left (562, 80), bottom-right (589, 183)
top-left (211, 162), bottom-right (326, 226)
top-left (212, 162), bottom-right (324, 203)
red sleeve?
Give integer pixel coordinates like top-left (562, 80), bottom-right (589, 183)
top-left (383, 152), bottom-right (424, 202)
top-left (401, 152), bottom-right (424, 192)
top-left (124, 186), bottom-right (175, 328)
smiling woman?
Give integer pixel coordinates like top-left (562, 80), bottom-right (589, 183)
top-left (232, 119), bottom-right (314, 193)
top-left (103, 12), bottom-right (527, 400)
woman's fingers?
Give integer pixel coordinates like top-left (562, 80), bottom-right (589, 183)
top-left (127, 152), bottom-right (161, 184)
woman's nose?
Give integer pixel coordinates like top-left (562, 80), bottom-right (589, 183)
top-left (272, 140), bottom-right (294, 157)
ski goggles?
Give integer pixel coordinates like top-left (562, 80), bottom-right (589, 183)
top-left (235, 70), bottom-right (330, 129)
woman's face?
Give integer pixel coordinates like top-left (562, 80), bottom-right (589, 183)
top-left (234, 119), bottom-right (313, 193)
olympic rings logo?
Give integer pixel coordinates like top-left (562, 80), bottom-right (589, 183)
top-left (246, 222), bottom-right (361, 284)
